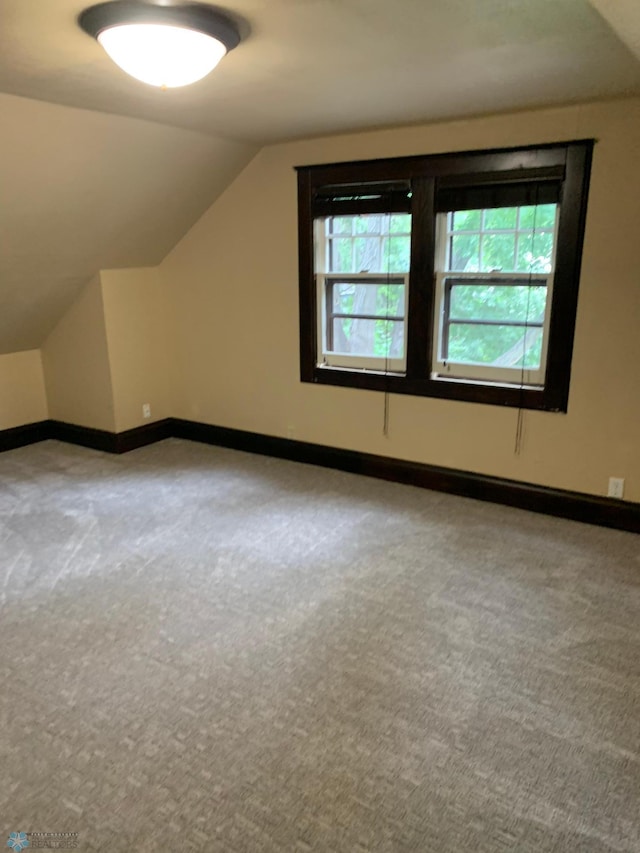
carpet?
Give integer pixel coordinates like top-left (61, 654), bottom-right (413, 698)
top-left (1, 438), bottom-right (638, 852)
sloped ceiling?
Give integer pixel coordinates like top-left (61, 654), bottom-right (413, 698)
top-left (0, 0), bottom-right (639, 354)
top-left (0, 92), bottom-right (256, 353)
top-left (589, 0), bottom-right (640, 61)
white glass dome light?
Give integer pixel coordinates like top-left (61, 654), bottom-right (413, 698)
top-left (79, 2), bottom-right (241, 89)
top-left (97, 23), bottom-right (227, 88)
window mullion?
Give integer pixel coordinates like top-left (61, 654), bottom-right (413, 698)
top-left (325, 279), bottom-right (334, 352)
top-left (406, 176), bottom-right (435, 379)
top-left (442, 278), bottom-right (452, 360)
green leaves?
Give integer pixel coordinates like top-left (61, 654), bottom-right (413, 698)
top-left (446, 282), bottom-right (547, 368)
top-left (448, 204), bottom-right (557, 273)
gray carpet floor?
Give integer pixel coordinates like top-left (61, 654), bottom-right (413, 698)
top-left (0, 438), bottom-right (639, 852)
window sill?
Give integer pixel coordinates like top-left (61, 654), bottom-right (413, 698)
top-left (317, 363), bottom-right (406, 378)
top-left (431, 373), bottom-right (544, 391)
top-left (305, 364), bottom-right (566, 412)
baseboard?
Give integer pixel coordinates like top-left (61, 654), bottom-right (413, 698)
top-left (0, 418), bottom-right (172, 455)
top-left (49, 419), bottom-right (173, 453)
top-left (171, 418), bottom-right (640, 534)
top-left (48, 420), bottom-right (118, 453)
top-left (113, 419), bottom-right (173, 453)
top-left (0, 420), bottom-right (50, 453)
top-left (1, 417), bottom-right (638, 533)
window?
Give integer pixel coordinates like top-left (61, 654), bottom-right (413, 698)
top-left (317, 212), bottom-right (411, 372)
top-left (297, 140), bottom-right (593, 411)
top-left (433, 203), bottom-right (558, 386)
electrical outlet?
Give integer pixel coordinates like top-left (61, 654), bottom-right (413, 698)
top-left (608, 477), bottom-right (624, 499)
top-left (142, 403), bottom-right (151, 420)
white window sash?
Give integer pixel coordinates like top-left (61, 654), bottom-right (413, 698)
top-left (316, 273), bottom-right (409, 373)
top-left (432, 209), bottom-right (559, 387)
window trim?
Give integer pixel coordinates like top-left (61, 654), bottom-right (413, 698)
top-left (296, 140), bottom-right (594, 412)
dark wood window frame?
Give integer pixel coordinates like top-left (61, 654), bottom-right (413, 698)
top-left (296, 140), bottom-right (594, 412)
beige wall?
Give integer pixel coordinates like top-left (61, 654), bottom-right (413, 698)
top-left (100, 267), bottom-right (179, 432)
top-left (41, 274), bottom-right (116, 431)
top-left (0, 350), bottom-right (48, 429)
top-left (12, 97), bottom-right (637, 503)
top-left (161, 97), bottom-right (640, 501)
top-left (36, 268), bottom-right (178, 433)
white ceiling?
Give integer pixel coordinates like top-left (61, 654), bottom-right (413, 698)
top-left (0, 0), bottom-right (638, 144)
top-left (0, 0), bottom-right (638, 354)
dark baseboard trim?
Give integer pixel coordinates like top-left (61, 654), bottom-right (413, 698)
top-left (49, 420), bottom-right (119, 453)
top-left (171, 418), bottom-right (640, 534)
top-left (49, 419), bottom-right (173, 454)
top-left (0, 418), bottom-right (172, 455)
top-left (113, 418), bottom-right (173, 453)
top-left (0, 420), bottom-right (50, 453)
top-left (1, 417), bottom-right (637, 533)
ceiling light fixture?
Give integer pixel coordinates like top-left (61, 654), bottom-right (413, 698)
top-left (79, 2), bottom-right (241, 88)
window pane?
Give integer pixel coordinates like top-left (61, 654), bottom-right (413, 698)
top-left (447, 323), bottom-right (543, 369)
top-left (518, 204), bottom-right (557, 229)
top-left (450, 234), bottom-right (480, 271)
top-left (354, 214), bottom-right (383, 235)
top-left (451, 210), bottom-right (481, 231)
top-left (354, 237), bottom-right (383, 272)
top-left (483, 208), bottom-right (517, 230)
top-left (332, 282), bottom-right (355, 315)
top-left (449, 283), bottom-right (547, 323)
top-left (330, 238), bottom-right (354, 272)
top-left (445, 205), bottom-right (557, 274)
top-left (324, 214), bottom-right (412, 274)
top-left (329, 217), bottom-right (353, 235)
top-left (390, 213), bottom-right (411, 233)
top-left (332, 283), bottom-right (404, 318)
top-left (516, 230), bottom-right (554, 273)
top-left (481, 234), bottom-right (516, 272)
top-left (332, 318), bottom-right (405, 358)
top-left (383, 236), bottom-right (411, 272)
